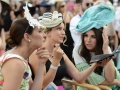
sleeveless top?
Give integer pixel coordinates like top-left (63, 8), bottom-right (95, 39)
top-left (0, 53), bottom-right (31, 90)
top-left (45, 58), bottom-right (67, 86)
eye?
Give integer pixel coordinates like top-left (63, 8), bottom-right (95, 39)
top-left (57, 27), bottom-right (62, 30)
top-left (92, 35), bottom-right (96, 38)
top-left (84, 34), bottom-right (88, 37)
top-left (38, 30), bottom-right (42, 33)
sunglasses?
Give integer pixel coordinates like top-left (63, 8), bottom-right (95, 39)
top-left (60, 5), bottom-right (65, 8)
top-left (86, 3), bottom-right (93, 7)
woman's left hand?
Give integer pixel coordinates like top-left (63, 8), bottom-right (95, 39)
top-left (36, 46), bottom-right (50, 64)
top-left (102, 26), bottom-right (109, 54)
top-left (96, 57), bottom-right (112, 67)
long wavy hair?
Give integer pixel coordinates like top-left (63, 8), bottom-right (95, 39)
top-left (79, 27), bottom-right (104, 74)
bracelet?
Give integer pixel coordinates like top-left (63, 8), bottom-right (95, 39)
top-left (50, 65), bottom-right (58, 70)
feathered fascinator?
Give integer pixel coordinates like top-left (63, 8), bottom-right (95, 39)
top-left (23, 2), bottom-right (45, 29)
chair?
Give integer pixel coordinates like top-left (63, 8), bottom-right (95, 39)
top-left (61, 78), bottom-right (112, 90)
top-left (97, 85), bottom-right (112, 90)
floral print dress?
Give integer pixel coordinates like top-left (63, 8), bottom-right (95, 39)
top-left (0, 53), bottom-right (31, 90)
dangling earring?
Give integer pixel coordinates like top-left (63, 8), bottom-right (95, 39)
top-left (28, 40), bottom-right (31, 42)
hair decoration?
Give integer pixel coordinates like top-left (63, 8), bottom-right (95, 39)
top-left (23, 2), bottom-right (45, 29)
top-left (38, 11), bottom-right (63, 28)
top-left (76, 4), bottom-right (115, 33)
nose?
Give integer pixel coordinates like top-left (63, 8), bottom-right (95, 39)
top-left (62, 29), bottom-right (65, 35)
top-left (43, 32), bottom-right (47, 38)
top-left (87, 37), bottom-right (91, 42)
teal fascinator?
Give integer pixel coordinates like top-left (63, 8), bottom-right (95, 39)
top-left (76, 4), bottom-right (115, 33)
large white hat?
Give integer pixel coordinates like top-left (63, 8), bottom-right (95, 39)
top-left (1, 0), bottom-right (10, 5)
top-left (38, 11), bottom-right (63, 29)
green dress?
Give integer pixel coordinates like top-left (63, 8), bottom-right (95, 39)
top-left (73, 45), bottom-right (120, 90)
top-left (0, 53), bottom-right (31, 90)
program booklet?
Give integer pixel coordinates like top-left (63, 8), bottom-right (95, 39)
top-left (90, 45), bottom-right (120, 63)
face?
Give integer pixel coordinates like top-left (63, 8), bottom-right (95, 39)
top-left (60, 2), bottom-right (67, 13)
top-left (73, 3), bottom-right (81, 13)
top-left (48, 23), bottom-right (65, 44)
top-left (30, 27), bottom-right (45, 48)
top-left (81, 0), bottom-right (93, 12)
top-left (84, 30), bottom-right (96, 52)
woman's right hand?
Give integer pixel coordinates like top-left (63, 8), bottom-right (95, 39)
top-left (36, 46), bottom-right (50, 64)
top-left (53, 44), bottom-right (64, 61)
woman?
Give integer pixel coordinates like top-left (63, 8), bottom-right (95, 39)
top-left (1, 0), bottom-right (15, 37)
top-left (55, 1), bottom-right (74, 62)
top-left (0, 3), bottom-right (49, 90)
top-left (55, 1), bottom-right (73, 24)
top-left (74, 4), bottom-right (120, 90)
top-left (29, 11), bottom-right (111, 90)
top-left (1, 0), bottom-right (16, 50)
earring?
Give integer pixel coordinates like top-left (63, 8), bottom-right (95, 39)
top-left (28, 40), bottom-right (31, 42)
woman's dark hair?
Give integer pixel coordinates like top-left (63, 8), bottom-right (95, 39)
top-left (6, 18), bottom-right (33, 48)
top-left (79, 27), bottom-right (103, 74)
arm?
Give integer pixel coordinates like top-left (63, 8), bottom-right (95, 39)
top-left (101, 79), bottom-right (120, 86)
top-left (102, 27), bottom-right (116, 82)
top-left (63, 52), bottom-right (98, 83)
top-left (29, 63), bottom-right (45, 90)
top-left (29, 45), bottom-right (63, 88)
top-left (69, 16), bottom-right (82, 46)
top-left (29, 51), bottom-right (59, 88)
top-left (118, 26), bottom-right (120, 39)
top-left (107, 22), bottom-right (118, 49)
top-left (2, 58), bottom-right (25, 90)
top-left (107, 22), bottom-right (115, 36)
top-left (29, 46), bottom-right (51, 90)
top-left (114, 31), bottom-right (118, 49)
top-left (1, 28), bottom-right (5, 49)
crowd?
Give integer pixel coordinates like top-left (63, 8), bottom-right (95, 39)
top-left (0, 0), bottom-right (120, 90)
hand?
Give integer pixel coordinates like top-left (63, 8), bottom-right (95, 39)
top-left (53, 44), bottom-right (64, 61)
top-left (115, 79), bottom-right (120, 87)
top-left (95, 57), bottom-right (112, 67)
top-left (102, 26), bottom-right (109, 54)
top-left (36, 46), bottom-right (49, 64)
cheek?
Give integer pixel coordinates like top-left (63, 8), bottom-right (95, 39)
top-left (93, 39), bottom-right (97, 46)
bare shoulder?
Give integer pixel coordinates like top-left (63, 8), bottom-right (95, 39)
top-left (2, 58), bottom-right (25, 75)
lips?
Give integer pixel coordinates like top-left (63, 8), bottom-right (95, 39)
top-left (86, 44), bottom-right (92, 47)
top-left (59, 36), bottom-right (64, 39)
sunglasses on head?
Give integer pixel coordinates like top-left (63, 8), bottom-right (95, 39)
top-left (86, 3), bottom-right (93, 7)
top-left (60, 5), bottom-right (65, 8)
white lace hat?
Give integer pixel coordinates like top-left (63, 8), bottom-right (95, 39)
top-left (38, 11), bottom-right (63, 28)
